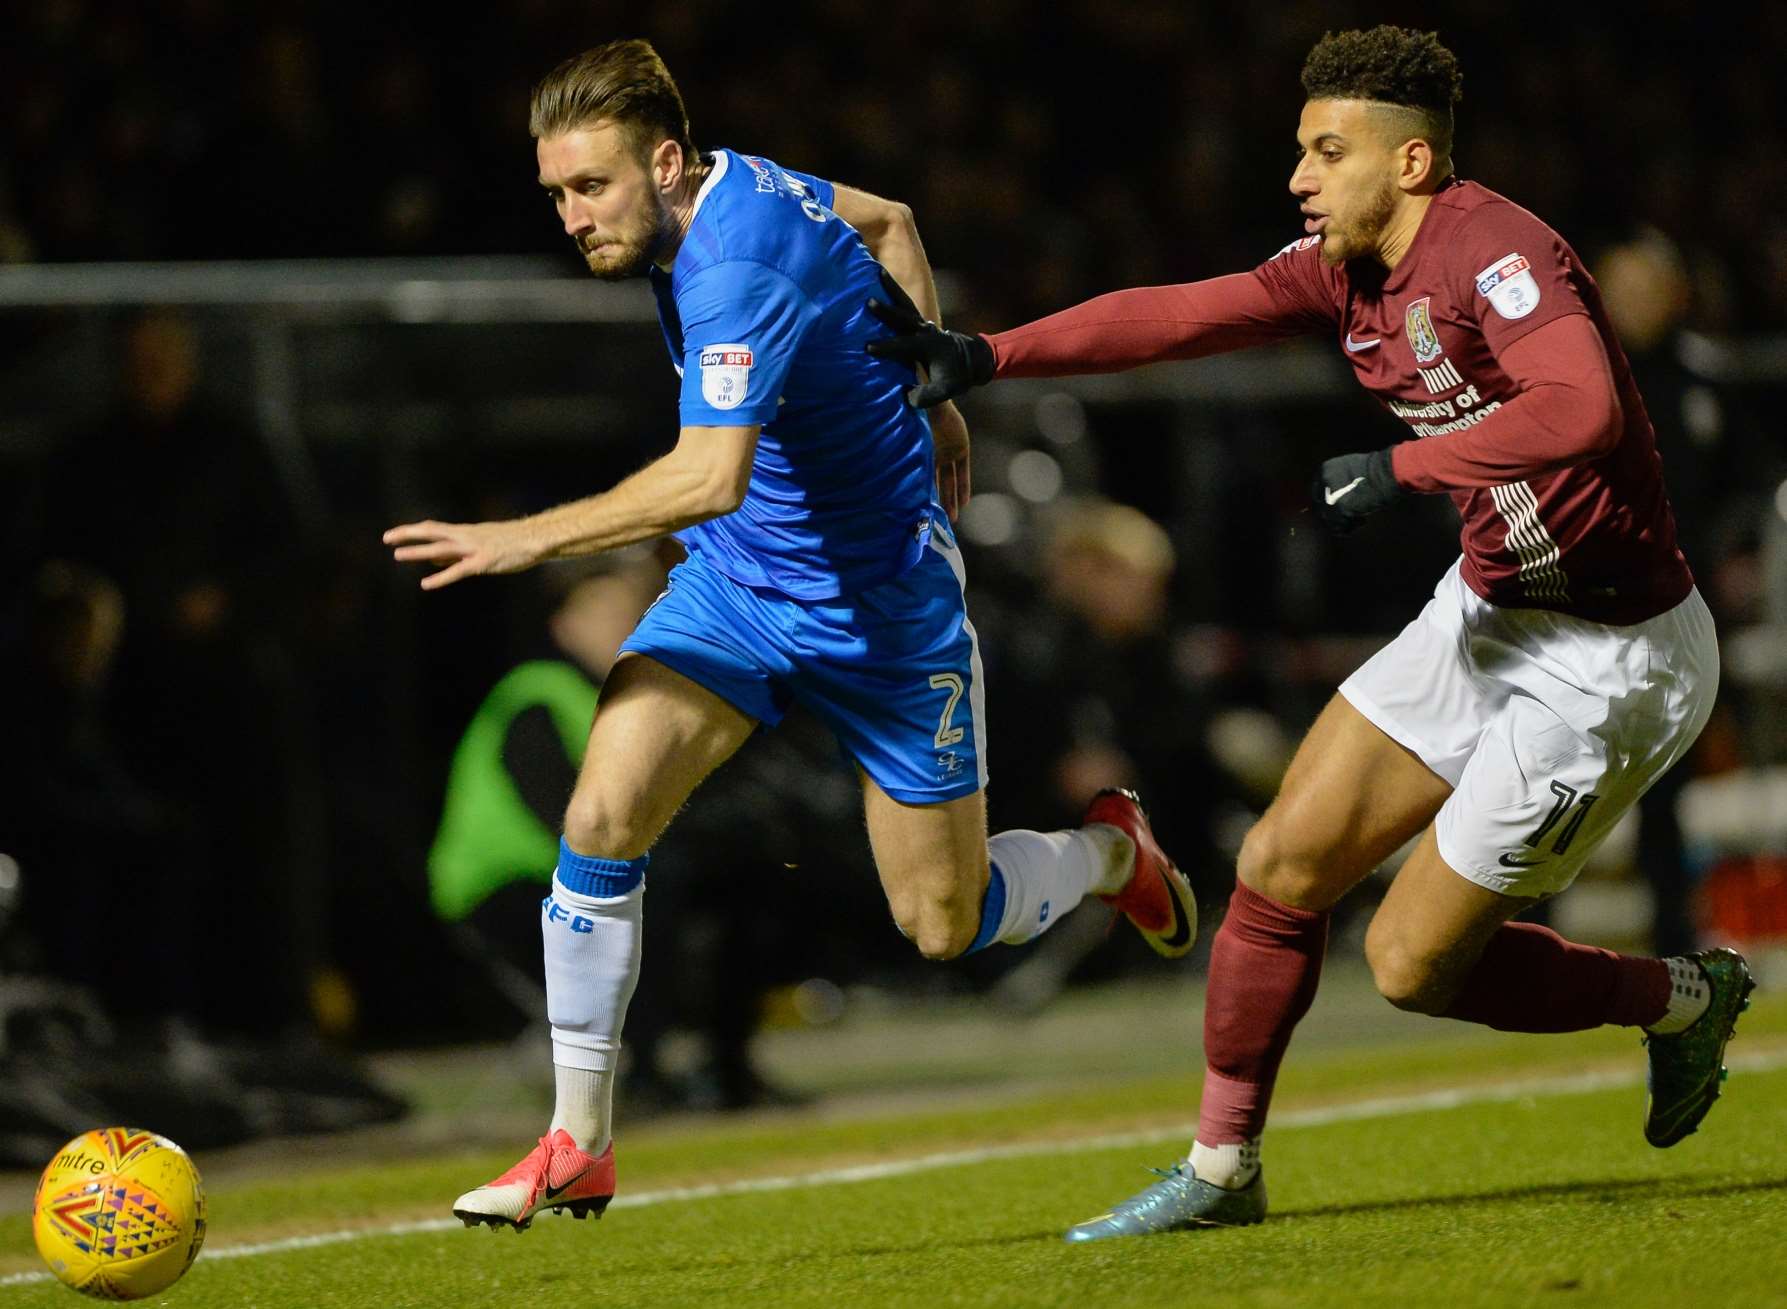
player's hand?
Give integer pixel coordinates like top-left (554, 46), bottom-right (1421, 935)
top-left (382, 518), bottom-right (541, 590)
top-left (930, 399), bottom-right (972, 522)
top-left (1310, 448), bottom-right (1405, 535)
top-left (863, 269), bottom-right (995, 408)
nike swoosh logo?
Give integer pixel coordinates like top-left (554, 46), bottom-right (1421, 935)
top-left (1324, 476), bottom-right (1366, 505)
top-left (1345, 333), bottom-right (1381, 351)
top-left (1498, 853), bottom-right (1548, 868)
top-left (1159, 875), bottom-right (1194, 952)
top-left (542, 1167), bottom-right (595, 1202)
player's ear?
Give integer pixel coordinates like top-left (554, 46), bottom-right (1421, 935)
top-left (651, 138), bottom-right (682, 192)
top-left (1408, 137), bottom-right (1436, 191)
top-left (1397, 138), bottom-right (1435, 192)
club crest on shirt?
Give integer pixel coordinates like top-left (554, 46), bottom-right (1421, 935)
top-left (700, 344), bottom-right (754, 410)
top-left (1475, 253), bottom-right (1542, 320)
top-left (1404, 296), bottom-right (1443, 363)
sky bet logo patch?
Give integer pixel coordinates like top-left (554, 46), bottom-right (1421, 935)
top-left (1475, 253), bottom-right (1541, 320)
top-left (700, 344), bottom-right (754, 410)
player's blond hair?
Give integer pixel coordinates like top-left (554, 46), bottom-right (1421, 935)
top-left (529, 39), bottom-right (697, 166)
top-left (1047, 499), bottom-right (1177, 580)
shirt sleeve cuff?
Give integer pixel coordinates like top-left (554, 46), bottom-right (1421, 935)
top-left (1389, 441), bottom-right (1431, 493)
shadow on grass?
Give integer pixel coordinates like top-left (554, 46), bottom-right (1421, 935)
top-left (610, 1227), bottom-right (1062, 1276)
top-left (1281, 1173), bottom-right (1787, 1222)
top-left (588, 1176), bottom-right (1787, 1279)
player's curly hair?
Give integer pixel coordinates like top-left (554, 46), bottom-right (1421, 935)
top-left (1300, 26), bottom-right (1462, 162)
top-left (530, 39), bottom-right (697, 166)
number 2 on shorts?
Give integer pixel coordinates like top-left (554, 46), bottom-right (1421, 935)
top-left (929, 673), bottom-right (966, 749)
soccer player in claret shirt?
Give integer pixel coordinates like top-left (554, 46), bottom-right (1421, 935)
top-left (871, 24), bottom-right (1754, 1241)
top-left (384, 39), bottom-right (1198, 1230)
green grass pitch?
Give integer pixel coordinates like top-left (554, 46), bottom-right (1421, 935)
top-left (2, 991), bottom-right (1783, 1307)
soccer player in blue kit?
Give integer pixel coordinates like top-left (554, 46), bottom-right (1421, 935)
top-left (383, 38), bottom-right (1199, 1230)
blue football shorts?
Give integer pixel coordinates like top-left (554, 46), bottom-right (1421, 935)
top-left (618, 519), bottom-right (988, 804)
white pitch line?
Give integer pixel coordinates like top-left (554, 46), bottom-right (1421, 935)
top-left (5, 1046), bottom-right (1783, 1289)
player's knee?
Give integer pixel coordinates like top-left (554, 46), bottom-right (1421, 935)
top-left (889, 888), bottom-right (980, 961)
top-left (1236, 816), bottom-right (1332, 909)
top-left (1365, 930), bottom-right (1451, 1015)
top-left (561, 794), bottom-right (653, 863)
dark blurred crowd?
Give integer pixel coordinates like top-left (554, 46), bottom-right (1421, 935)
top-left (4, 1), bottom-right (1787, 331)
top-left (3, 4), bottom-right (1786, 1140)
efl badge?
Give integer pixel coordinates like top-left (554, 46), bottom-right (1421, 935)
top-left (700, 344), bottom-right (753, 410)
top-left (1404, 297), bottom-right (1443, 363)
top-left (1475, 253), bottom-right (1541, 320)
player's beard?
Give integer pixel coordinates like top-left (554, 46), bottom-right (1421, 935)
top-left (578, 196), bottom-right (677, 281)
top-left (1320, 172), bottom-right (1398, 266)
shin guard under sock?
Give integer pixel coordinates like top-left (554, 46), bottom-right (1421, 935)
top-left (969, 827), bottom-right (1124, 949)
top-left (543, 840), bottom-right (646, 1150)
top-left (1197, 883), bottom-right (1330, 1144)
top-left (1439, 921), bottom-right (1671, 1032)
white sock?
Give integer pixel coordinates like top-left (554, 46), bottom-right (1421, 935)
top-left (984, 826), bottom-right (1133, 946)
top-left (541, 874), bottom-right (643, 1153)
top-left (549, 1064), bottom-right (612, 1155)
top-left (1082, 823), bottom-right (1138, 895)
top-left (1189, 1137), bottom-right (1261, 1190)
top-left (1646, 956), bottom-right (1712, 1035)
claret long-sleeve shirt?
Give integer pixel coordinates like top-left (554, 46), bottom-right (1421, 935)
top-left (988, 177), bottom-right (1694, 625)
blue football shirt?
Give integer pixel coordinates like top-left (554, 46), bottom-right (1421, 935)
top-left (646, 149), bottom-right (937, 600)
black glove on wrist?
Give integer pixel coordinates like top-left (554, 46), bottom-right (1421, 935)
top-left (862, 268), bottom-right (994, 408)
top-left (1311, 447), bottom-right (1405, 534)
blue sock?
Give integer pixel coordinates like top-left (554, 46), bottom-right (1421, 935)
top-left (555, 837), bottom-right (647, 898)
top-left (964, 862), bottom-right (1009, 955)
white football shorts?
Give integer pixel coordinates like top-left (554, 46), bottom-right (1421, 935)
top-left (1340, 557), bottom-right (1718, 898)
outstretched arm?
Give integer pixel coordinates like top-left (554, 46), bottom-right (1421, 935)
top-left (384, 425), bottom-right (758, 590)
top-left (830, 183), bottom-right (971, 520)
top-left (989, 273), bottom-right (1328, 376)
top-left (869, 268), bottom-right (1330, 406)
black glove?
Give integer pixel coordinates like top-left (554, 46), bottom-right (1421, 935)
top-left (1311, 448), bottom-right (1405, 534)
top-left (863, 269), bottom-right (995, 408)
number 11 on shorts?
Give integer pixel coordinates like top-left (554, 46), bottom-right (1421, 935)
top-left (1527, 780), bottom-right (1600, 855)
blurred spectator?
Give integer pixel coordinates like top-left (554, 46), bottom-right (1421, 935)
top-left (0, 562), bottom-right (405, 1162)
top-left (1030, 498), bottom-right (1223, 861)
top-left (1597, 228), bottom-right (1747, 954)
top-left (0, 561), bottom-right (206, 1026)
top-left (22, 310), bottom-right (320, 1030)
top-left (1599, 231), bottom-right (1730, 580)
top-left (980, 497), bottom-right (1231, 1004)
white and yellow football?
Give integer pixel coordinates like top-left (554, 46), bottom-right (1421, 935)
top-left (32, 1128), bottom-right (207, 1301)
